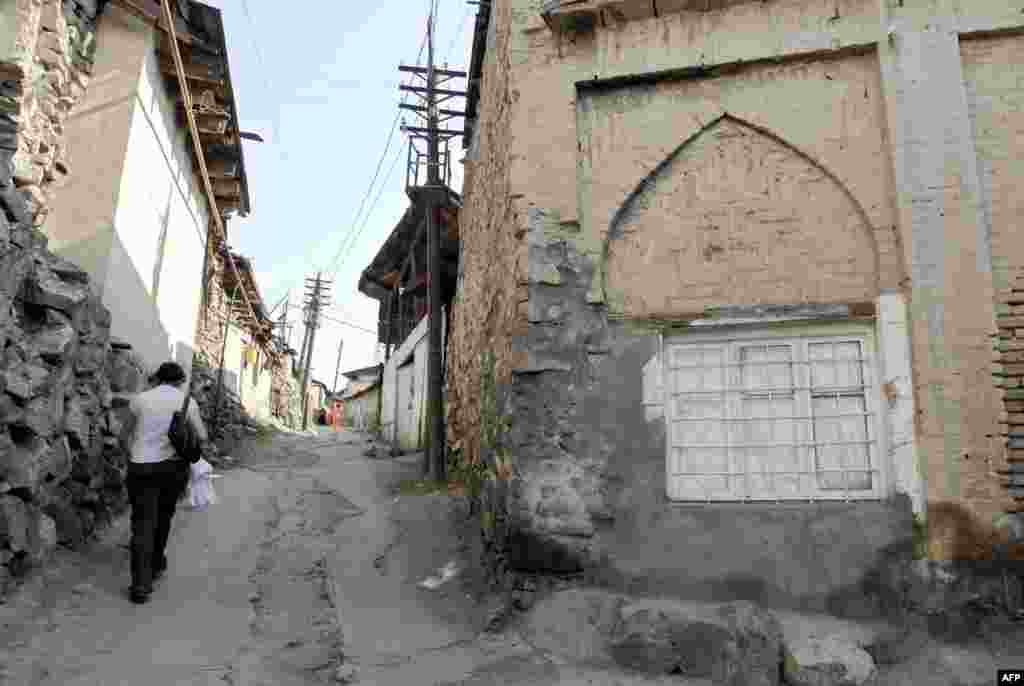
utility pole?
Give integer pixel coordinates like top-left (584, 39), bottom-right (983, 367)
top-left (332, 339), bottom-right (345, 394)
top-left (300, 272), bottom-right (331, 430)
top-left (398, 17), bottom-right (467, 482)
top-left (297, 309), bottom-right (311, 378)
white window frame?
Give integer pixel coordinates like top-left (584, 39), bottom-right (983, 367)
top-left (662, 321), bottom-right (888, 502)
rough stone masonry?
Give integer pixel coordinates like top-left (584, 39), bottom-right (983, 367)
top-left (0, 0), bottom-right (154, 593)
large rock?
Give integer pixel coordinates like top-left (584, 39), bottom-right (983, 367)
top-left (22, 389), bottom-right (63, 437)
top-left (23, 263), bottom-right (88, 312)
top-left (523, 588), bottom-right (624, 665)
top-left (607, 599), bottom-right (784, 686)
top-left (74, 342), bottom-right (106, 374)
top-left (783, 635), bottom-right (877, 686)
top-left (2, 361), bottom-right (51, 400)
top-left (713, 601), bottom-right (785, 686)
top-left (0, 435), bottom-right (51, 489)
top-left (0, 494), bottom-right (30, 551)
top-left (32, 309), bottom-right (76, 362)
top-left (25, 510), bottom-right (57, 564)
top-left (62, 394), bottom-right (87, 446)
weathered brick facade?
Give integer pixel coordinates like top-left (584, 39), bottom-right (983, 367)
top-left (449, 0), bottom-right (1024, 611)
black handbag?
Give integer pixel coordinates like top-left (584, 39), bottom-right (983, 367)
top-left (168, 393), bottom-right (203, 463)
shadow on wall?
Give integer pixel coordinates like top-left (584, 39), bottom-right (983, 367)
top-left (54, 230), bottom-right (172, 374)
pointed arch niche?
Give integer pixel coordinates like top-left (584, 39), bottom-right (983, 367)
top-left (603, 115), bottom-right (881, 319)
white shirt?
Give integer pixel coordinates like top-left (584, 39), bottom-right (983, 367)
top-left (128, 385), bottom-right (208, 464)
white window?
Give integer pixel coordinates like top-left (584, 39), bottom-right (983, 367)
top-left (664, 329), bottom-right (883, 501)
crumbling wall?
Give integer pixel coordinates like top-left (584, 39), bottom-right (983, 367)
top-left (194, 250), bottom-right (298, 431)
top-left (0, 160), bottom-right (147, 591)
top-left (1, 0), bottom-right (100, 227)
top-left (446, 0), bottom-right (519, 467)
top-left (0, 0), bottom-right (152, 593)
top-left (444, 0), bottom-right (522, 589)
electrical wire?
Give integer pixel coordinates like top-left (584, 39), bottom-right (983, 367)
top-left (326, 142), bottom-right (405, 282)
top-left (445, 4), bottom-right (472, 65)
top-left (317, 26), bottom-right (429, 279)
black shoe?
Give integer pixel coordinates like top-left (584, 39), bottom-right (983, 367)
top-left (129, 588), bottom-right (151, 604)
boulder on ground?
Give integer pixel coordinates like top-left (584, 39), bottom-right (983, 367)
top-left (783, 635), bottom-right (877, 686)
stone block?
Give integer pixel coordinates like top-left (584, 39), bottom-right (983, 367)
top-left (0, 494), bottom-right (30, 551)
top-left (24, 263), bottom-right (88, 312)
top-left (0, 183), bottom-right (28, 224)
top-left (22, 393), bottom-right (59, 437)
top-left (0, 434), bottom-right (51, 490)
top-left (783, 635), bottom-right (877, 686)
top-left (31, 309), bottom-right (76, 362)
top-left (62, 394), bottom-right (86, 446)
top-left (26, 510), bottom-right (57, 564)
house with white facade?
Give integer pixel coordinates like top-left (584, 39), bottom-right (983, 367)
top-left (44, 0), bottom-right (250, 382)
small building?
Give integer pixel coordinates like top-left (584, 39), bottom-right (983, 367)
top-left (446, 0), bottom-right (1024, 614)
top-left (343, 382), bottom-right (381, 433)
top-left (44, 0), bottom-right (251, 381)
top-left (358, 188), bottom-right (460, 452)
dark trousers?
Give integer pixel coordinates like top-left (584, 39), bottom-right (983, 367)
top-left (126, 459), bottom-right (189, 593)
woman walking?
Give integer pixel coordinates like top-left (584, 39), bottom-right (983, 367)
top-left (119, 361), bottom-right (208, 604)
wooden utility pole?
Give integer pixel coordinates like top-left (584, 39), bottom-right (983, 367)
top-left (300, 272), bottom-right (331, 430)
top-left (398, 18), bottom-right (466, 481)
top-left (332, 339), bottom-right (345, 394)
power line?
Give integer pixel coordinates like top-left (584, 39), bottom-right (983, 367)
top-left (319, 27), bottom-right (429, 279)
top-left (327, 142), bottom-right (405, 281)
top-left (239, 0), bottom-right (281, 147)
top-left (286, 304), bottom-right (377, 336)
top-left (444, 3), bottom-right (472, 65)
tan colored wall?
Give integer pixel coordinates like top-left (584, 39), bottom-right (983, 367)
top-left (450, 0), bottom-right (1024, 565)
top-left (445, 0), bottom-right (521, 467)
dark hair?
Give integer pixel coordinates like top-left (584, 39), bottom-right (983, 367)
top-left (154, 361), bottom-right (187, 386)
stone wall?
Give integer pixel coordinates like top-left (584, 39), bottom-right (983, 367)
top-left (0, 0), bottom-right (161, 593)
top-left (0, 162), bottom-right (146, 590)
top-left (445, 0), bottom-right (519, 468)
top-left (1, 0), bottom-right (100, 227)
top-left (194, 250), bottom-right (298, 430)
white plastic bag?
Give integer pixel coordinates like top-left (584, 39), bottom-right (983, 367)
top-left (188, 458), bottom-right (218, 511)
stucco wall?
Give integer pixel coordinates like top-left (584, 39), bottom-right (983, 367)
top-left (45, 6), bottom-right (208, 379)
top-left (449, 0), bottom-right (1024, 594)
top-left (383, 314), bottom-right (440, 452)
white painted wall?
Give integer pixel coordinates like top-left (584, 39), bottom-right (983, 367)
top-left (46, 6), bottom-right (208, 381)
top-left (238, 343), bottom-right (273, 420)
top-left (380, 312), bottom-right (446, 451)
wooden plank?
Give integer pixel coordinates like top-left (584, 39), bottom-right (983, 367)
top-left (208, 158), bottom-right (239, 179)
top-left (197, 114), bottom-right (228, 136)
top-left (214, 179), bottom-right (242, 197)
top-left (159, 59), bottom-right (224, 88)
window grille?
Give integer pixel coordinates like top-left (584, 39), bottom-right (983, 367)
top-left (664, 334), bottom-right (881, 502)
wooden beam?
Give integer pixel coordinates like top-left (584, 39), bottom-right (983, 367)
top-left (109, 0), bottom-right (196, 44)
top-left (159, 0), bottom-right (260, 328)
top-left (213, 179), bottom-right (242, 197)
top-left (196, 114), bottom-right (228, 136)
top-left (159, 59), bottom-right (224, 89)
top-left (208, 158), bottom-right (239, 179)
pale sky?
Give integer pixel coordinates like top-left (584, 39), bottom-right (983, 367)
top-left (205, 0), bottom-right (475, 391)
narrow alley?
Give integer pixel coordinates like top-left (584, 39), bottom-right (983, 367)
top-left (1, 425), bottom-right (1022, 686)
top-left (0, 428), bottom-right (696, 686)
